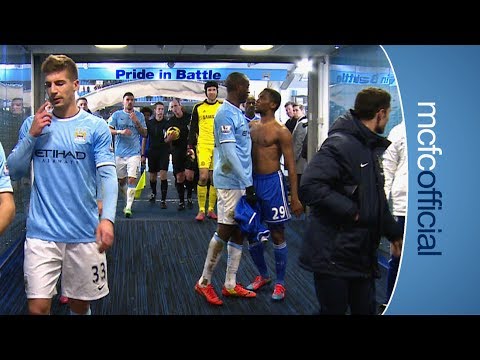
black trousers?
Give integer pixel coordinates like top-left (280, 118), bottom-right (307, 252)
top-left (313, 273), bottom-right (375, 315)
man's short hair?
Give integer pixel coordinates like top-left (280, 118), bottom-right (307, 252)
top-left (140, 106), bottom-right (153, 117)
top-left (204, 81), bottom-right (219, 96)
top-left (225, 72), bottom-right (249, 93)
top-left (354, 87), bottom-right (391, 120)
top-left (262, 88), bottom-right (282, 112)
top-left (41, 54), bottom-right (78, 81)
top-left (293, 103), bottom-right (304, 111)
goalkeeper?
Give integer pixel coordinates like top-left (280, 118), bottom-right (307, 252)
top-left (187, 81), bottom-right (223, 222)
top-left (165, 98), bottom-right (192, 211)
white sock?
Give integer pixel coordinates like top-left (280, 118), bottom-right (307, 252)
top-left (126, 186), bottom-right (135, 209)
top-left (224, 241), bottom-right (242, 290)
top-left (199, 232), bottom-right (224, 286)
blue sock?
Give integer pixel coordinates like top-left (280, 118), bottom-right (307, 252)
top-left (273, 242), bottom-right (288, 285)
top-left (248, 241), bottom-right (269, 279)
top-left (385, 255), bottom-right (400, 303)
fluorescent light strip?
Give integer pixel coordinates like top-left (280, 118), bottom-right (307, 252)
top-left (240, 45), bottom-right (274, 51)
top-left (94, 45), bottom-right (128, 49)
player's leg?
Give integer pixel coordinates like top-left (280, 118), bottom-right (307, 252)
top-left (261, 171), bottom-right (291, 300)
top-left (124, 155), bottom-right (141, 216)
top-left (158, 150), bottom-right (170, 209)
top-left (195, 145), bottom-right (210, 221)
top-left (24, 238), bottom-right (63, 315)
top-left (206, 148), bottom-right (217, 220)
top-left (63, 242), bottom-right (109, 315)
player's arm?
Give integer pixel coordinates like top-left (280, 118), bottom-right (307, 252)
top-left (96, 165), bottom-right (117, 253)
top-left (220, 142), bottom-right (251, 188)
top-left (188, 104), bottom-right (199, 148)
top-left (0, 191), bottom-right (14, 236)
top-left (0, 144), bottom-right (15, 235)
top-left (382, 134), bottom-right (400, 201)
top-left (97, 164), bottom-right (118, 224)
top-left (130, 112), bottom-right (147, 138)
top-left (278, 127), bottom-right (303, 216)
top-left (141, 136), bottom-right (147, 158)
top-left (7, 133), bottom-right (36, 180)
top-left (108, 115), bottom-right (120, 135)
top-left (94, 121), bottom-right (118, 253)
top-left (7, 104), bottom-right (52, 180)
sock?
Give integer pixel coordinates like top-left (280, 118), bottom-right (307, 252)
top-left (70, 307), bottom-right (91, 315)
top-left (208, 184), bottom-right (217, 212)
top-left (126, 185), bottom-right (136, 210)
top-left (185, 180), bottom-right (193, 200)
top-left (160, 179), bottom-right (168, 201)
top-left (176, 181), bottom-right (185, 203)
top-left (248, 241), bottom-right (269, 279)
top-left (199, 232), bottom-right (224, 286)
top-left (150, 180), bottom-right (157, 195)
top-left (224, 241), bottom-right (243, 289)
top-left (197, 184), bottom-right (207, 213)
top-left (273, 242), bottom-right (288, 285)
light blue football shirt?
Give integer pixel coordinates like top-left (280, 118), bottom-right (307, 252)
top-left (15, 109), bottom-right (115, 243)
top-left (108, 110), bottom-right (146, 157)
top-left (0, 142), bottom-right (13, 193)
top-left (213, 100), bottom-right (252, 189)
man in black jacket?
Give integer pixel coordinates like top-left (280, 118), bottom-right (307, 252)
top-left (166, 98), bottom-right (192, 211)
top-left (299, 87), bottom-right (403, 315)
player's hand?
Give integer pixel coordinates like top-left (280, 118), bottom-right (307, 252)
top-left (123, 128), bottom-right (132, 136)
top-left (129, 111), bottom-right (138, 122)
top-left (290, 197), bottom-right (304, 217)
top-left (96, 219), bottom-right (114, 253)
top-left (187, 148), bottom-right (195, 160)
top-left (164, 133), bottom-right (175, 143)
top-left (29, 101), bottom-right (53, 137)
top-left (391, 238), bottom-right (403, 258)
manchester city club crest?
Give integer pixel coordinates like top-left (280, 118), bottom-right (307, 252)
top-left (74, 128), bottom-right (88, 144)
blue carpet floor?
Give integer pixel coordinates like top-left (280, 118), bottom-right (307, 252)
top-left (0, 181), bottom-right (387, 315)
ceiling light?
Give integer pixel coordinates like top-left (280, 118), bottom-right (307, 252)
top-left (240, 45), bottom-right (274, 51)
top-left (94, 45), bottom-right (128, 49)
top-left (294, 58), bottom-right (313, 74)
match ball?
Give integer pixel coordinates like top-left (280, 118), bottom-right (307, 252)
top-left (166, 126), bottom-right (180, 141)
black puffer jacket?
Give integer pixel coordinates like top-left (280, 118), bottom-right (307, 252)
top-left (298, 110), bottom-right (402, 278)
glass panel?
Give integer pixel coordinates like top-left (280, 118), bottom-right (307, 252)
top-left (0, 45), bottom-right (31, 257)
top-left (329, 45), bottom-right (401, 136)
top-left (329, 45), bottom-right (403, 258)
